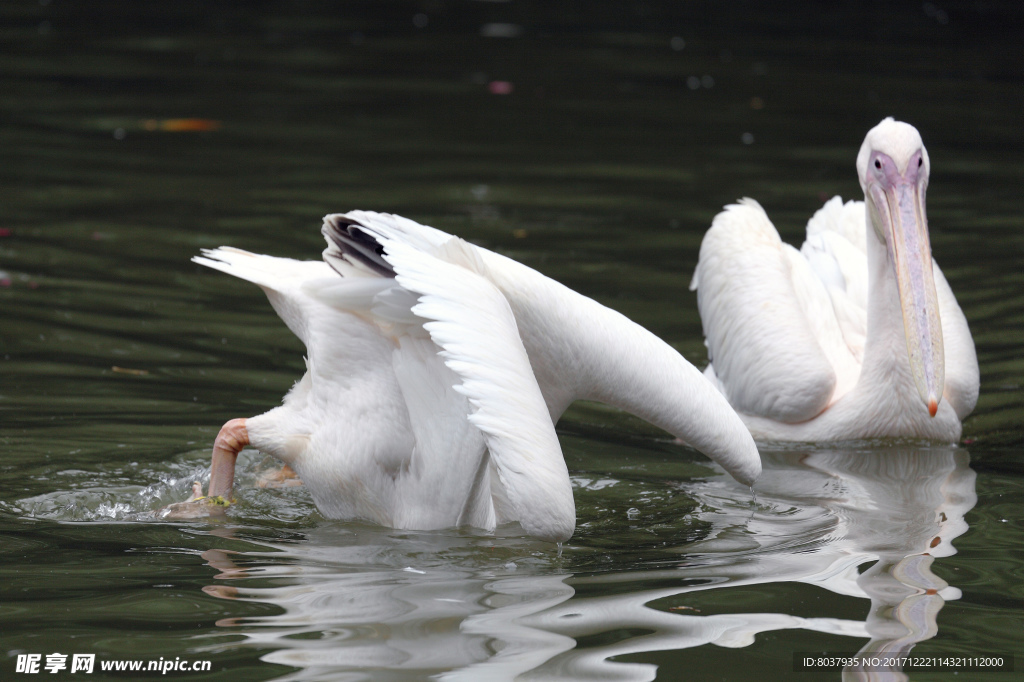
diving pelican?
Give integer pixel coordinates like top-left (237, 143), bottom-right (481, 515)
top-left (164, 211), bottom-right (761, 542)
top-left (690, 118), bottom-right (979, 442)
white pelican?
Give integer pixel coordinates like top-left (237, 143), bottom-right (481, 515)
top-left (690, 118), bottom-right (979, 442)
top-left (165, 211), bottom-right (761, 541)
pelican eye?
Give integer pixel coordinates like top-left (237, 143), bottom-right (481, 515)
top-left (874, 159), bottom-right (882, 169)
top-left (918, 158), bottom-right (923, 167)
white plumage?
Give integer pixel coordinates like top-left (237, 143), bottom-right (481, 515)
top-left (170, 211), bottom-right (762, 542)
top-left (691, 119), bottom-right (979, 442)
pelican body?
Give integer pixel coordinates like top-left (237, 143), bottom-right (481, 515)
top-left (170, 212), bottom-right (761, 542)
top-left (690, 118), bottom-right (979, 442)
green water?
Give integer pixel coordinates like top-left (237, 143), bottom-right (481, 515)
top-left (2, 2), bottom-right (1022, 680)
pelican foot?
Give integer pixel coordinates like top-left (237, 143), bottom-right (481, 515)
top-left (256, 464), bottom-right (303, 488)
top-left (158, 481), bottom-right (233, 519)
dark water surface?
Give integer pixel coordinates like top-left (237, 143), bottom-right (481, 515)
top-left (2, 2), bottom-right (1023, 680)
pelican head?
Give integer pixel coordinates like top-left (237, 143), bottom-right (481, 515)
top-left (856, 118), bottom-right (944, 417)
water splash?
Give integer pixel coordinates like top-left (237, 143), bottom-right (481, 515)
top-left (14, 464), bottom-right (211, 522)
top-left (12, 452), bottom-right (317, 524)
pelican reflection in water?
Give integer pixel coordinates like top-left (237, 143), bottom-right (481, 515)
top-left (195, 446), bottom-right (974, 681)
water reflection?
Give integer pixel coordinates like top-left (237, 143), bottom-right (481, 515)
top-left (195, 446), bottom-right (974, 681)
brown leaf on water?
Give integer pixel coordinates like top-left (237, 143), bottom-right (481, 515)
top-left (142, 118), bottom-right (222, 132)
top-left (111, 366), bottom-right (149, 376)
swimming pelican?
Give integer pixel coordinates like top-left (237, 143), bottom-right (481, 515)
top-left (164, 211), bottom-right (761, 541)
top-left (690, 118), bottom-right (979, 442)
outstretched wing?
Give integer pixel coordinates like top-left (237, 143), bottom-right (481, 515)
top-left (691, 199), bottom-right (859, 423)
top-left (323, 213), bottom-right (576, 542)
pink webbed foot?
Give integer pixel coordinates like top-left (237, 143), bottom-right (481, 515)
top-left (159, 418), bottom-right (249, 519)
top-left (256, 463), bottom-right (303, 489)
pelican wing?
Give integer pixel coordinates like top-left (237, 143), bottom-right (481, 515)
top-left (802, 198), bottom-right (869, 363)
top-left (323, 213), bottom-right (576, 543)
top-left (691, 199), bottom-right (851, 423)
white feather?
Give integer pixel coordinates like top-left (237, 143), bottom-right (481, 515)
top-left (691, 198), bottom-right (837, 423)
top-left (379, 236), bottom-right (574, 542)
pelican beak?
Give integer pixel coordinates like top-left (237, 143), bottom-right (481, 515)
top-left (867, 168), bottom-right (944, 417)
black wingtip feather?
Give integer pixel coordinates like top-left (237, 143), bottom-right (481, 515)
top-left (322, 214), bottom-right (395, 277)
